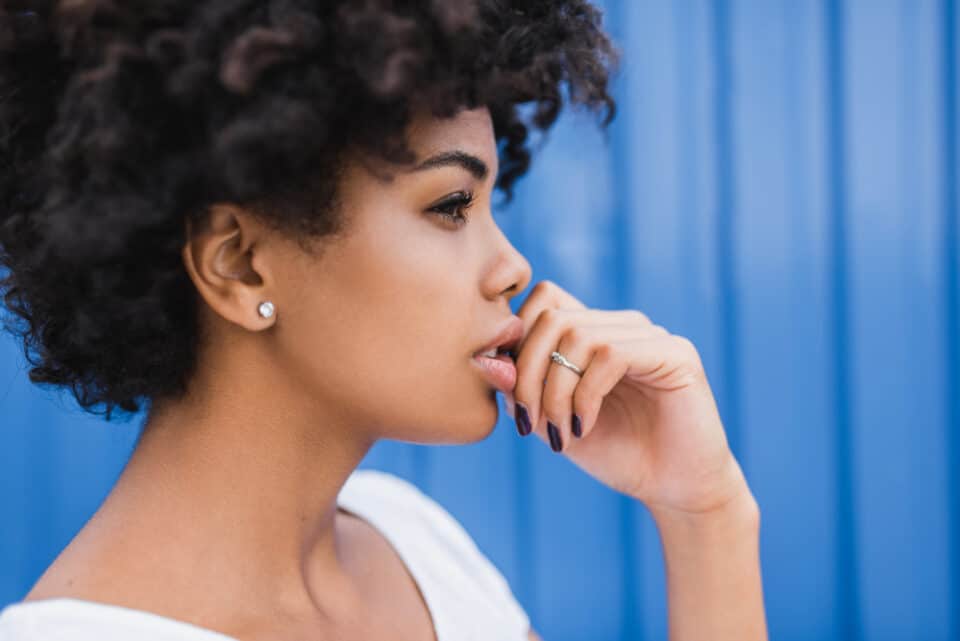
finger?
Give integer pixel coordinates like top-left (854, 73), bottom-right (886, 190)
top-left (517, 312), bottom-right (662, 356)
top-left (514, 281), bottom-right (586, 352)
top-left (515, 314), bottom-right (664, 436)
top-left (515, 283), bottom-right (654, 353)
top-left (517, 280), bottom-right (589, 315)
top-left (539, 328), bottom-right (594, 452)
top-left (574, 335), bottom-right (706, 438)
top-left (503, 323), bottom-right (647, 423)
top-left (537, 325), bottom-right (668, 450)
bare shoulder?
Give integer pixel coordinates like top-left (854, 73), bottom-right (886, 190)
top-left (528, 627), bottom-right (544, 641)
top-left (19, 528), bottom-right (122, 603)
top-left (21, 548), bottom-right (91, 601)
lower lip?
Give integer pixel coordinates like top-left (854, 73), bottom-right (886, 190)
top-left (471, 353), bottom-right (517, 393)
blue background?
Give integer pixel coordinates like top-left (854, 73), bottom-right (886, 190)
top-left (1, 1), bottom-right (958, 639)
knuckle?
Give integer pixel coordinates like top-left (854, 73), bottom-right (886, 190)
top-left (594, 342), bottom-right (615, 362)
top-left (673, 335), bottom-right (703, 366)
top-left (533, 280), bottom-right (556, 296)
top-left (539, 307), bottom-right (558, 321)
top-left (565, 325), bottom-right (588, 345)
top-left (538, 307), bottom-right (562, 329)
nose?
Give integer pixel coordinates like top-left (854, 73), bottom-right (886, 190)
top-left (482, 224), bottom-right (532, 302)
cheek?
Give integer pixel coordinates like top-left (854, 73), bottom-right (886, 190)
top-left (355, 274), bottom-right (484, 414)
top-left (302, 293), bottom-right (492, 441)
top-left (354, 223), bottom-right (476, 379)
top-left (276, 226), bottom-right (493, 437)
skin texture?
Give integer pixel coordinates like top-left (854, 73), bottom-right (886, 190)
top-left (24, 106), bottom-right (534, 641)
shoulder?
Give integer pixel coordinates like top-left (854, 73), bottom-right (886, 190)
top-left (340, 469), bottom-right (517, 592)
top-left (340, 469), bottom-right (478, 549)
top-left (339, 468), bottom-right (531, 633)
top-left (341, 469), bottom-right (486, 551)
top-left (341, 469), bottom-right (504, 573)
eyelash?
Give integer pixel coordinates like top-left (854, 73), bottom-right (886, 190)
top-left (428, 191), bottom-right (475, 226)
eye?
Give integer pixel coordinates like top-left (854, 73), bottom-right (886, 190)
top-left (427, 190), bottom-right (475, 227)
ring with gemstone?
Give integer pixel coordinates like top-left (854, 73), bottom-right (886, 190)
top-left (550, 350), bottom-right (583, 377)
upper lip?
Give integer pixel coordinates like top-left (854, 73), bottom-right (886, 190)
top-left (473, 316), bottom-right (525, 357)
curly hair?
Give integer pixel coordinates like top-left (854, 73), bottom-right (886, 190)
top-left (0, 0), bottom-right (618, 420)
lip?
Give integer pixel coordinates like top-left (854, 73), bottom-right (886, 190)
top-left (472, 316), bottom-right (525, 358)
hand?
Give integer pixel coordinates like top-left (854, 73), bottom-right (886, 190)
top-left (505, 280), bottom-right (751, 516)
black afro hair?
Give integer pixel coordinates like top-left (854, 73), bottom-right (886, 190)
top-left (0, 0), bottom-right (618, 420)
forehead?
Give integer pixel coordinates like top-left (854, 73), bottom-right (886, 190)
top-left (403, 106), bottom-right (497, 172)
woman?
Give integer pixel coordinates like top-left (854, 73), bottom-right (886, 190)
top-left (0, 1), bottom-right (767, 640)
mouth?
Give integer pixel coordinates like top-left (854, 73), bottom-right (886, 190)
top-left (472, 345), bottom-right (518, 361)
top-left (470, 348), bottom-right (519, 393)
top-left (472, 316), bottom-right (524, 361)
top-left (470, 316), bottom-right (524, 395)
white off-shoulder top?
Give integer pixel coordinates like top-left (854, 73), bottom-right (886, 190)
top-left (0, 468), bottom-right (532, 641)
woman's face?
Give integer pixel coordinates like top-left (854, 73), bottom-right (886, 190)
top-left (270, 106), bottom-right (532, 444)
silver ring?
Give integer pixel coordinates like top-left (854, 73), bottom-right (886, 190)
top-left (550, 351), bottom-right (583, 377)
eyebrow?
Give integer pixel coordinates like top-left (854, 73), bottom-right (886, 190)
top-left (410, 150), bottom-right (489, 181)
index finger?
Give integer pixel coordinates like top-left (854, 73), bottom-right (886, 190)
top-left (514, 280), bottom-right (588, 352)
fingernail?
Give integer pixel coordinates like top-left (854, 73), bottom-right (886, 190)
top-left (516, 403), bottom-right (532, 436)
top-left (547, 421), bottom-right (562, 452)
top-left (572, 414), bottom-right (582, 438)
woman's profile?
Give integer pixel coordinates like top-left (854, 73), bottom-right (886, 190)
top-left (0, 1), bottom-right (767, 640)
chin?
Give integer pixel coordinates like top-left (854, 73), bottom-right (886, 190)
top-left (432, 391), bottom-right (501, 445)
top-left (466, 391), bottom-right (501, 441)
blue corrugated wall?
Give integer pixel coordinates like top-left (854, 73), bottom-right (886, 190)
top-left (1, 1), bottom-right (957, 639)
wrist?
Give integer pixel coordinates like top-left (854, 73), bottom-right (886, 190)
top-left (649, 486), bottom-right (760, 537)
top-left (641, 454), bottom-right (757, 524)
top-left (649, 486), bottom-right (768, 641)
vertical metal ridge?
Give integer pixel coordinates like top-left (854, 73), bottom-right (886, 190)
top-left (824, 1), bottom-right (861, 639)
top-left (617, 495), bottom-right (639, 641)
top-left (940, 0), bottom-right (959, 636)
top-left (712, 0), bottom-right (743, 461)
top-left (512, 428), bottom-right (535, 614)
top-left (603, 2), bottom-right (642, 637)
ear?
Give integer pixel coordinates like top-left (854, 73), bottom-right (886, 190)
top-left (181, 203), bottom-right (277, 331)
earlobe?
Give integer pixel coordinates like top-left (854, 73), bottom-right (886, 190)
top-left (180, 204), bottom-right (276, 332)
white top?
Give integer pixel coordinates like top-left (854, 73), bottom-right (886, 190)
top-left (0, 469), bottom-right (531, 641)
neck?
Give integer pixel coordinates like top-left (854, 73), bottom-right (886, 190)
top-left (67, 334), bottom-right (377, 632)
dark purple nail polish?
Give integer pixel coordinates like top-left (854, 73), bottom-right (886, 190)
top-left (572, 414), bottom-right (582, 438)
top-left (547, 421), bottom-right (562, 452)
top-left (516, 403), bottom-right (532, 436)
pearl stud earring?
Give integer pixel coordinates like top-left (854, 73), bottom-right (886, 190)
top-left (257, 301), bottom-right (275, 319)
